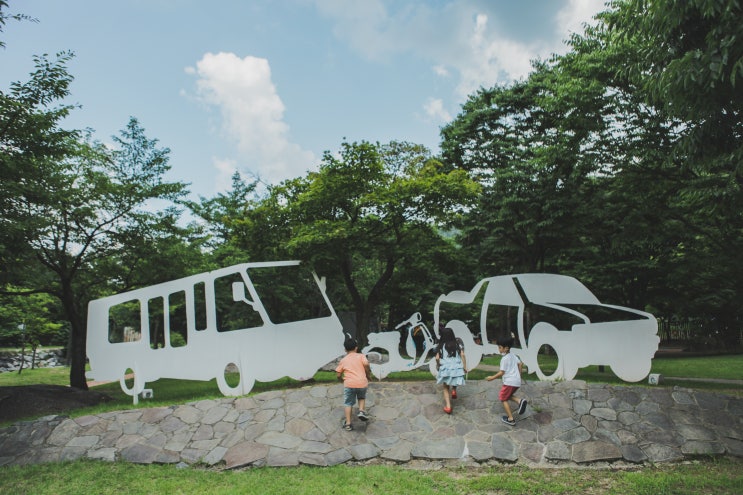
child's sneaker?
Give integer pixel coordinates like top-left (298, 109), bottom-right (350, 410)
top-left (342, 420), bottom-right (353, 431)
top-left (357, 410), bottom-right (369, 421)
top-left (501, 416), bottom-right (516, 426)
top-left (518, 399), bottom-right (528, 415)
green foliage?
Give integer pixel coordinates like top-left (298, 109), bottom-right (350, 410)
top-left (187, 171), bottom-right (259, 255)
top-left (600, 0), bottom-right (743, 344)
top-left (439, 0), bottom-right (743, 348)
top-left (220, 141), bottom-right (479, 344)
top-left (0, 288), bottom-right (65, 346)
top-left (1, 36), bottom-right (197, 388)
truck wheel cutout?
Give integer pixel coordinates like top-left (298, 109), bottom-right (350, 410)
top-left (611, 360), bottom-right (652, 383)
top-left (535, 343), bottom-right (562, 380)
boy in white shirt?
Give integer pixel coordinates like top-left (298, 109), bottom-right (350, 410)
top-left (486, 337), bottom-right (528, 426)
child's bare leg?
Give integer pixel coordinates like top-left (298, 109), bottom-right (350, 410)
top-left (502, 400), bottom-right (514, 420)
top-left (344, 405), bottom-right (352, 425)
top-left (442, 385), bottom-right (451, 409)
top-left (358, 397), bottom-right (366, 413)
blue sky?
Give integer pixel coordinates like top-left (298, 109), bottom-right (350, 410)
top-left (2, 1), bottom-right (605, 200)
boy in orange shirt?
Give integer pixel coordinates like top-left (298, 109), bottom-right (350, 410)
top-left (336, 336), bottom-right (371, 431)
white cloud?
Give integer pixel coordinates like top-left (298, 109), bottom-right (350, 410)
top-left (313, 1), bottom-right (603, 101)
top-left (312, 0), bottom-right (394, 61)
top-left (423, 98), bottom-right (452, 123)
top-left (433, 65), bottom-right (450, 77)
top-left (187, 52), bottom-right (315, 188)
top-left (555, 0), bottom-right (602, 39)
top-left (453, 13), bottom-right (537, 98)
top-left (212, 157), bottom-right (238, 193)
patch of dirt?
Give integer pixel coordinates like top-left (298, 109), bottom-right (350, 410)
top-left (0, 385), bottom-right (113, 424)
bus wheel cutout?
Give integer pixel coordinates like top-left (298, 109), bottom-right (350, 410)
top-left (216, 362), bottom-right (253, 396)
top-left (120, 367), bottom-right (144, 397)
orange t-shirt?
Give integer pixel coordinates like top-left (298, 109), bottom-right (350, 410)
top-left (335, 352), bottom-right (369, 388)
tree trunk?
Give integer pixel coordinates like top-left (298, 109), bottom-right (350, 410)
top-left (59, 280), bottom-right (88, 390)
top-left (68, 315), bottom-right (88, 390)
top-left (355, 305), bottom-right (374, 349)
top-left (339, 255), bottom-right (396, 348)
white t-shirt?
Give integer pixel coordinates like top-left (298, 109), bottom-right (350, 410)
top-left (500, 352), bottom-right (521, 387)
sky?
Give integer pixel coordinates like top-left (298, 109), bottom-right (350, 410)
top-left (2, 0), bottom-right (607, 201)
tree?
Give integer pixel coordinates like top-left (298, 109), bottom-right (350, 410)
top-left (48, 120), bottom-right (187, 389)
top-left (440, 60), bottom-right (615, 277)
top-left (0, 0), bottom-right (35, 49)
top-left (440, 0), bottom-right (742, 348)
top-left (599, 0), bottom-right (743, 344)
top-left (0, 288), bottom-right (64, 351)
top-left (2, 58), bottom-right (190, 388)
top-left (255, 141), bottom-right (479, 345)
top-left (540, 15), bottom-right (691, 309)
top-left (187, 171), bottom-right (266, 268)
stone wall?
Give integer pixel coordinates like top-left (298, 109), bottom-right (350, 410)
top-left (0, 349), bottom-right (66, 373)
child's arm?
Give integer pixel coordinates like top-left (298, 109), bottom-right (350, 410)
top-left (486, 370), bottom-right (504, 381)
top-left (364, 362), bottom-right (372, 381)
top-left (461, 351), bottom-right (467, 373)
top-left (336, 369), bottom-right (343, 381)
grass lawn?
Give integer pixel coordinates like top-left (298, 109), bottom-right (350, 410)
top-left (0, 457), bottom-right (741, 494)
top-left (480, 353), bottom-right (743, 395)
top-left (1, 353), bottom-right (741, 494)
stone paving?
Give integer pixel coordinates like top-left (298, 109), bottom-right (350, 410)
top-left (1, 379), bottom-right (741, 469)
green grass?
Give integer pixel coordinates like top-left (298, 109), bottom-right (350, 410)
top-left (0, 458), bottom-right (741, 494)
top-left (480, 353), bottom-right (743, 391)
top-left (0, 365), bottom-right (72, 386)
top-left (649, 354), bottom-right (743, 380)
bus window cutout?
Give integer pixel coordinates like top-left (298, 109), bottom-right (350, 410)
top-left (86, 261), bottom-right (344, 403)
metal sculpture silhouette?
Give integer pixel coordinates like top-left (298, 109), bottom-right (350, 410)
top-left (87, 261), bottom-right (344, 403)
top-left (364, 274), bottom-right (658, 383)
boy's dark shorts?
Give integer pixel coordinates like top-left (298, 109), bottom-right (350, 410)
top-left (343, 387), bottom-right (367, 407)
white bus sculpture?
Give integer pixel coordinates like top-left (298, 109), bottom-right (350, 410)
top-left (86, 261), bottom-right (344, 403)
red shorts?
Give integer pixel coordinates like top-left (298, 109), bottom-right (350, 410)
top-left (499, 385), bottom-right (519, 402)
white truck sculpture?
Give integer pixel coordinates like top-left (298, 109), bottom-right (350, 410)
top-left (364, 274), bottom-right (659, 383)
